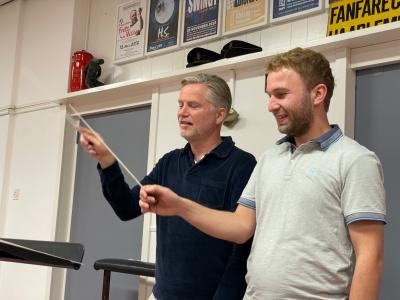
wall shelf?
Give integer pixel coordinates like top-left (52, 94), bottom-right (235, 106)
top-left (44, 21), bottom-right (400, 110)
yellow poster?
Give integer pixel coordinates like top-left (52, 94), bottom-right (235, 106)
top-left (327, 0), bottom-right (400, 36)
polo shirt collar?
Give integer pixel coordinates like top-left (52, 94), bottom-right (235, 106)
top-left (276, 125), bottom-right (343, 151)
top-left (183, 136), bottom-right (234, 159)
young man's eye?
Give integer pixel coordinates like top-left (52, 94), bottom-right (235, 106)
top-left (275, 93), bottom-right (287, 99)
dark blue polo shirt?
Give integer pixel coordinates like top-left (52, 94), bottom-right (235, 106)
top-left (98, 136), bottom-right (256, 300)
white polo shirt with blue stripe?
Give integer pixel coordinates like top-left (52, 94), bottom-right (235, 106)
top-left (239, 125), bottom-right (386, 300)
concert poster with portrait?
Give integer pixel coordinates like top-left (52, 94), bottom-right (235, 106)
top-left (114, 0), bottom-right (147, 63)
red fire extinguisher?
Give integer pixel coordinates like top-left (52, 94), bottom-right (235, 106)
top-left (69, 50), bottom-right (93, 92)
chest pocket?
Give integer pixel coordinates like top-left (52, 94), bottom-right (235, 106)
top-left (196, 178), bottom-right (226, 210)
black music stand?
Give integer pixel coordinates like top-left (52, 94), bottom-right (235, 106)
top-left (0, 238), bottom-right (84, 270)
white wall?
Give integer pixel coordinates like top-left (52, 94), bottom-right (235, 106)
top-left (0, 0), bottom-right (21, 108)
top-left (13, 0), bottom-right (75, 105)
top-left (0, 0), bottom-right (77, 107)
top-left (226, 68), bottom-right (281, 157)
top-left (2, 107), bottom-right (64, 239)
top-left (0, 0), bottom-right (80, 223)
top-left (0, 106), bottom-right (66, 300)
top-left (0, 3), bottom-right (79, 297)
top-left (0, 114), bottom-right (11, 229)
top-left (0, 0), bottom-right (20, 284)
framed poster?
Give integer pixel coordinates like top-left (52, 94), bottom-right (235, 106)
top-left (223, 0), bottom-right (268, 35)
top-left (327, 0), bottom-right (400, 36)
top-left (270, 0), bottom-right (324, 23)
top-left (181, 0), bottom-right (221, 46)
top-left (146, 0), bottom-right (181, 55)
top-left (114, 0), bottom-right (147, 64)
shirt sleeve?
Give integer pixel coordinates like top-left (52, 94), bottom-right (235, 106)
top-left (98, 155), bottom-right (162, 221)
top-left (341, 151), bottom-right (386, 225)
top-left (237, 159), bottom-right (261, 210)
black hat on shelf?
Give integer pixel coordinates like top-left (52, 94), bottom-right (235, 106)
top-left (186, 47), bottom-right (222, 68)
top-left (221, 40), bottom-right (262, 58)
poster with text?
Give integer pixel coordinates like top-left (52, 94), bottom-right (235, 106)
top-left (270, 0), bottom-right (323, 23)
top-left (223, 0), bottom-right (268, 35)
top-left (114, 0), bottom-right (147, 64)
top-left (327, 0), bottom-right (400, 36)
top-left (182, 0), bottom-right (221, 46)
top-left (146, 0), bottom-right (180, 55)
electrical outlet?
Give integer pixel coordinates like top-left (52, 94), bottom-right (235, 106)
top-left (12, 189), bottom-right (20, 201)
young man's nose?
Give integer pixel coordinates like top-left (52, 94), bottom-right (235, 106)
top-left (268, 97), bottom-right (279, 112)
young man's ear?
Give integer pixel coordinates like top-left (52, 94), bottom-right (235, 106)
top-left (312, 84), bottom-right (328, 107)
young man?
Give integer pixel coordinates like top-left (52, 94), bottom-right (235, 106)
top-left (140, 48), bottom-right (386, 300)
top-left (79, 73), bottom-right (256, 300)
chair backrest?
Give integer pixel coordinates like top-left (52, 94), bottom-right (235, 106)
top-left (94, 258), bottom-right (155, 277)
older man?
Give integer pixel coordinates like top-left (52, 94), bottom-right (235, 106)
top-left (80, 73), bottom-right (256, 300)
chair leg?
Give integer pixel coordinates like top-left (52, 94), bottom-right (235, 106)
top-left (102, 270), bottom-right (111, 300)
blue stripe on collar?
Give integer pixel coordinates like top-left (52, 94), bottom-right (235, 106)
top-left (314, 125), bottom-right (343, 150)
top-left (276, 125), bottom-right (343, 151)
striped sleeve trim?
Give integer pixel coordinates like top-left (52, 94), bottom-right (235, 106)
top-left (237, 197), bottom-right (256, 210)
top-left (345, 212), bottom-right (387, 225)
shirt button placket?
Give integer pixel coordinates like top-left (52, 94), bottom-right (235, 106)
top-left (284, 153), bottom-right (296, 180)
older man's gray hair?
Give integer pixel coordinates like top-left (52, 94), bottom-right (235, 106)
top-left (181, 73), bottom-right (232, 113)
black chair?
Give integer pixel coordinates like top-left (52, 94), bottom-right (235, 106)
top-left (94, 258), bottom-right (155, 300)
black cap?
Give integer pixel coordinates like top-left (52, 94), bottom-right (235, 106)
top-left (186, 47), bottom-right (222, 68)
top-left (221, 40), bottom-right (262, 58)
